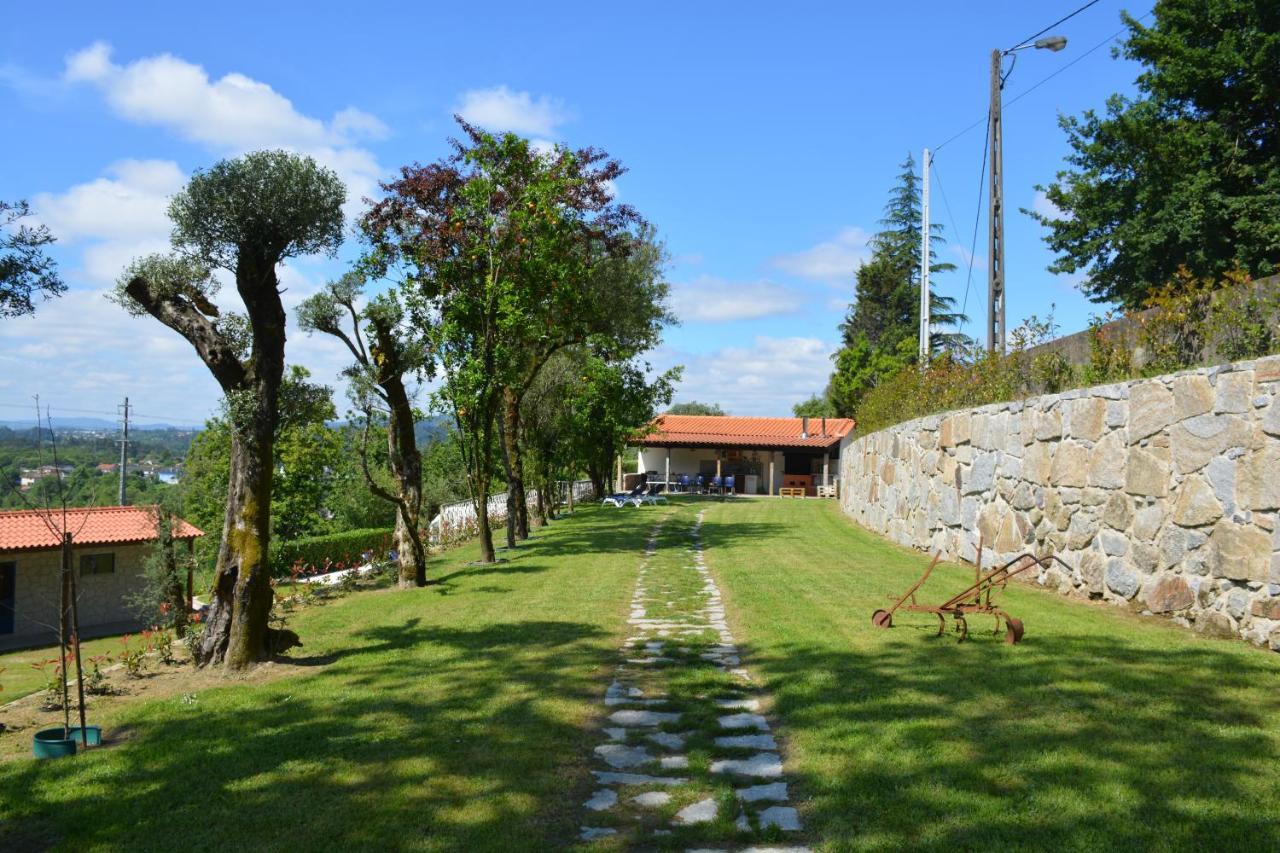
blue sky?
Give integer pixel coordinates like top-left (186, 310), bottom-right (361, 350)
top-left (0, 0), bottom-right (1145, 425)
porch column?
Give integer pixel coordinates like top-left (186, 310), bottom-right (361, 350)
top-left (768, 453), bottom-right (776, 495)
top-left (715, 456), bottom-right (722, 478)
top-left (665, 447), bottom-right (671, 487)
top-left (823, 452), bottom-right (830, 488)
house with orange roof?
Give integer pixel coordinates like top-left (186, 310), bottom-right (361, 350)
top-left (0, 505), bottom-right (203, 650)
top-left (629, 415), bottom-right (856, 496)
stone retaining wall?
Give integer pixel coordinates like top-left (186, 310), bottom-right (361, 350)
top-left (841, 354), bottom-right (1280, 650)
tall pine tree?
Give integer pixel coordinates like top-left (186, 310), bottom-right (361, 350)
top-left (828, 155), bottom-right (968, 417)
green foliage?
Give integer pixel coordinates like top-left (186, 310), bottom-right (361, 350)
top-left (1, 199), bottom-right (64, 318)
top-left (1084, 312), bottom-right (1134, 385)
top-left (169, 150), bottom-right (345, 271)
top-left (1031, 0), bottom-right (1280, 307)
top-left (1138, 266), bottom-right (1279, 374)
top-left (272, 527), bottom-right (394, 579)
top-left (792, 394), bottom-right (836, 418)
top-left (829, 154), bottom-right (968, 416)
top-left (666, 401), bottom-right (725, 416)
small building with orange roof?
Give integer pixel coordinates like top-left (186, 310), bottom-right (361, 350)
top-left (0, 505), bottom-right (203, 650)
top-left (629, 414), bottom-right (856, 496)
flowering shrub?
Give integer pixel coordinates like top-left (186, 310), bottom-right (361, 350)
top-left (119, 633), bottom-right (150, 679)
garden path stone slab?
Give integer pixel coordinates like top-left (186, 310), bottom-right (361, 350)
top-left (718, 712), bottom-right (770, 730)
top-left (647, 731), bottom-right (686, 750)
top-left (579, 827), bottom-right (616, 840)
top-left (758, 806), bottom-right (802, 831)
top-left (608, 709), bottom-right (681, 727)
top-left (674, 797), bottom-right (719, 825)
top-left (632, 791), bottom-right (671, 808)
top-left (593, 771), bottom-right (687, 786)
top-left (594, 744), bottom-right (654, 769)
top-left (583, 789), bottom-right (617, 811)
top-left (710, 753), bottom-right (784, 778)
top-left (736, 782), bottom-right (789, 802)
top-left (716, 733), bottom-right (778, 750)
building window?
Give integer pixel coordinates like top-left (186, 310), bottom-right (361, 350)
top-left (80, 553), bottom-right (115, 576)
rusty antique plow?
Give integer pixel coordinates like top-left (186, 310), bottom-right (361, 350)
top-left (871, 535), bottom-right (1071, 644)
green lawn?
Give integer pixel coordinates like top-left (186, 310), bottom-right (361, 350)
top-left (0, 505), bottom-right (657, 851)
top-left (696, 498), bottom-right (1280, 851)
top-left (2, 498), bottom-right (1278, 851)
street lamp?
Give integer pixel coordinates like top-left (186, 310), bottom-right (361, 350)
top-left (986, 35), bottom-right (1067, 353)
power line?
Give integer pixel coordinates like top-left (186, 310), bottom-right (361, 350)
top-left (931, 157), bottom-right (983, 332)
top-left (933, 6), bottom-right (1151, 152)
top-left (1008, 0), bottom-right (1103, 52)
top-left (0, 401), bottom-right (200, 425)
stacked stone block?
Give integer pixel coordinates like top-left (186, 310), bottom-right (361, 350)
top-left (841, 355), bottom-right (1280, 650)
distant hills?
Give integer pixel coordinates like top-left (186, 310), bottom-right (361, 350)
top-left (0, 418), bottom-right (201, 432)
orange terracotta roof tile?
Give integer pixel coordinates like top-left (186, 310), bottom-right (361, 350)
top-left (0, 505), bottom-right (204, 552)
top-left (633, 415), bottom-right (856, 449)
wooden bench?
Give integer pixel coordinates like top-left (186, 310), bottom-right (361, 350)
top-left (779, 487), bottom-right (806, 498)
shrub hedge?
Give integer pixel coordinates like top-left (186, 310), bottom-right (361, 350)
top-left (271, 527), bottom-right (395, 578)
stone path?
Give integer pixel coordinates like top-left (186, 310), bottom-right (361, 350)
top-left (579, 508), bottom-right (809, 850)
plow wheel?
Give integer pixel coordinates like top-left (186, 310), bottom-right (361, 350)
top-left (1004, 618), bottom-right (1025, 645)
top-left (954, 615), bottom-right (969, 642)
top-left (872, 609), bottom-right (893, 629)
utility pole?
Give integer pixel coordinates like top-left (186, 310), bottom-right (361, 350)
top-left (919, 147), bottom-right (931, 366)
top-left (987, 49), bottom-right (1006, 354)
top-left (117, 396), bottom-right (130, 506)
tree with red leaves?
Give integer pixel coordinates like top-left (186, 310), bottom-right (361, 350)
top-left (363, 120), bottom-right (644, 561)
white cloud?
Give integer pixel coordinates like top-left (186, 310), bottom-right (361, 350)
top-left (950, 244), bottom-right (986, 271)
top-left (670, 276), bottom-right (805, 323)
top-left (1032, 190), bottom-right (1064, 221)
top-left (770, 227), bottom-right (873, 285)
top-left (654, 336), bottom-right (836, 416)
top-left (456, 86), bottom-right (570, 136)
top-left (62, 42), bottom-right (385, 215)
top-left (33, 159), bottom-right (184, 245)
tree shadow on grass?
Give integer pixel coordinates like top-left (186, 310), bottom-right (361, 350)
top-left (747, 629), bottom-right (1280, 852)
top-left (0, 619), bottom-right (614, 851)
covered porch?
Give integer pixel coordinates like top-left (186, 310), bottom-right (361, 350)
top-left (625, 415), bottom-right (856, 497)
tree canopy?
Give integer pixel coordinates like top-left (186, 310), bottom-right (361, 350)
top-left (667, 401), bottom-right (725, 416)
top-left (1, 200), bottom-right (64, 318)
top-left (1032, 0), bottom-right (1280, 307)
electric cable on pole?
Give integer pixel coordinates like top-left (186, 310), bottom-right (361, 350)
top-left (118, 397), bottom-right (130, 505)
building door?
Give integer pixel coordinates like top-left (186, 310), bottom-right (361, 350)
top-left (0, 562), bottom-right (14, 635)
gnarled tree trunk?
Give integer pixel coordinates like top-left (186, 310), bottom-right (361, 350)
top-left (501, 389), bottom-right (530, 541)
top-left (385, 379), bottom-right (426, 587)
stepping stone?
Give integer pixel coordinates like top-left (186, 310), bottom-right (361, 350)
top-left (647, 731), bottom-right (686, 750)
top-left (632, 791), bottom-right (671, 808)
top-left (710, 753), bottom-right (784, 778)
top-left (595, 744), bottom-right (653, 769)
top-left (603, 727), bottom-right (627, 741)
top-left (580, 827), bottom-right (616, 840)
top-left (674, 797), bottom-right (718, 825)
top-left (736, 811), bottom-right (751, 831)
top-left (625, 657), bottom-right (675, 665)
top-left (659, 755), bottom-right (688, 769)
top-left (736, 782), bottom-right (788, 802)
top-left (715, 697), bottom-right (760, 711)
top-left (609, 710), bottom-right (680, 727)
top-left (605, 697), bottom-right (668, 706)
top-left (716, 733), bottom-right (778, 750)
top-left (758, 806), bottom-right (801, 831)
top-left (718, 713), bottom-right (769, 730)
top-left (583, 789), bottom-right (617, 811)
top-left (594, 771), bottom-right (686, 786)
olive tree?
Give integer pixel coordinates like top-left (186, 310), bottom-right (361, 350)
top-left (298, 273), bottom-right (430, 587)
top-left (113, 150), bottom-right (345, 670)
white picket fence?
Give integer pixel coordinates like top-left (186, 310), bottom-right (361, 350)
top-left (427, 480), bottom-right (595, 544)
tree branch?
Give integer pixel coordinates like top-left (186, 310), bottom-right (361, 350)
top-left (125, 276), bottom-right (247, 390)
